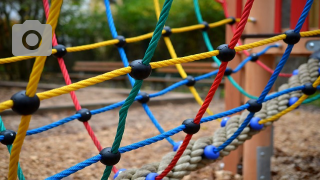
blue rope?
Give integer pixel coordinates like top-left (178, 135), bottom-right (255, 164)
top-left (103, 0), bottom-right (174, 145)
top-left (26, 114), bottom-right (80, 136)
top-left (47, 84), bottom-right (313, 179)
top-left (45, 155), bottom-right (102, 180)
top-left (214, 0), bottom-right (314, 152)
top-left (233, 44), bottom-right (280, 73)
top-left (141, 103), bottom-right (175, 146)
top-left (119, 125), bottom-right (185, 153)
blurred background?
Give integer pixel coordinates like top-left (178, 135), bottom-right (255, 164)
top-left (0, 0), bottom-right (225, 82)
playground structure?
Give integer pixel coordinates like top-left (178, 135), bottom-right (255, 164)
top-left (0, 0), bottom-right (319, 180)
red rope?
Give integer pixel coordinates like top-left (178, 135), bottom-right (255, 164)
top-left (156, 1), bottom-right (257, 178)
top-left (228, 0), bottom-right (254, 49)
top-left (256, 61), bottom-right (292, 77)
top-left (156, 62), bottom-right (228, 180)
top-left (42, 0), bottom-right (118, 173)
top-left (218, 0), bottom-right (292, 77)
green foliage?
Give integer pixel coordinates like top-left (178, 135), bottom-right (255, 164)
top-left (0, 0), bottom-right (225, 80)
top-left (114, 0), bottom-right (225, 62)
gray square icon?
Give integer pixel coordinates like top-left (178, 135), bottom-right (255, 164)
top-left (12, 20), bottom-right (52, 56)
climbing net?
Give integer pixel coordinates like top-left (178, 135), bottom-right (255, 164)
top-left (0, 0), bottom-right (320, 179)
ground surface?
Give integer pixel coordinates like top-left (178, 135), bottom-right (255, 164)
top-left (0, 87), bottom-right (319, 180)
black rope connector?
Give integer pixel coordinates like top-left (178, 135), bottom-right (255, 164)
top-left (201, 21), bottom-right (210, 31)
top-left (302, 83), bottom-right (317, 95)
top-left (228, 17), bottom-right (236, 25)
top-left (129, 59), bottom-right (152, 80)
top-left (138, 92), bottom-right (150, 104)
top-left (0, 130), bottom-right (16, 145)
top-left (250, 53), bottom-right (259, 62)
top-left (185, 76), bottom-right (196, 86)
top-left (182, 119), bottom-right (200, 134)
top-left (115, 35), bottom-right (126, 47)
top-left (11, 90), bottom-right (40, 115)
top-left (99, 147), bottom-right (121, 166)
top-left (163, 26), bottom-right (172, 37)
top-left (76, 108), bottom-right (92, 122)
top-left (224, 68), bottom-right (233, 76)
top-left (283, 30), bottom-right (301, 45)
top-left (53, 44), bottom-right (67, 58)
top-left (216, 44), bottom-right (236, 62)
top-left (246, 99), bottom-right (262, 113)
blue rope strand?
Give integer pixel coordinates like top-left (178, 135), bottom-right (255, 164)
top-left (141, 103), bottom-right (175, 145)
top-left (103, 0), bottom-right (174, 145)
top-left (45, 155), bottom-right (102, 180)
top-left (214, 0), bottom-right (314, 152)
top-left (47, 83), bottom-right (314, 179)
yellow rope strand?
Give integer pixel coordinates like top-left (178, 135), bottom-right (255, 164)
top-left (154, 0), bottom-right (215, 117)
top-left (0, 30), bottom-right (319, 113)
top-left (259, 76), bottom-right (320, 124)
top-left (0, 18), bottom-right (247, 64)
top-left (8, 1), bottom-right (63, 179)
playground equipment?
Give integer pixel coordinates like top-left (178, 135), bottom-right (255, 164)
top-left (0, 0), bottom-right (319, 179)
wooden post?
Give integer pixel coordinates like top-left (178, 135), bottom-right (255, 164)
top-left (223, 0), bottom-right (244, 174)
top-left (242, 0), bottom-right (276, 179)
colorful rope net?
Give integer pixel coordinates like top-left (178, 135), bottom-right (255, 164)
top-left (0, 0), bottom-right (319, 179)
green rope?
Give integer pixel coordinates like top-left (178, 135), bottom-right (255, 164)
top-left (101, 0), bottom-right (173, 179)
top-left (193, 0), bottom-right (256, 99)
top-left (0, 117), bottom-right (25, 180)
top-left (193, 0), bottom-right (319, 104)
top-left (302, 93), bottom-right (320, 104)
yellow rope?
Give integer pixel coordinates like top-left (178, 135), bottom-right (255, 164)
top-left (154, 0), bottom-right (216, 117)
top-left (0, 30), bottom-right (319, 113)
top-left (259, 76), bottom-right (320, 124)
top-left (0, 18), bottom-right (248, 64)
top-left (8, 1), bottom-right (63, 179)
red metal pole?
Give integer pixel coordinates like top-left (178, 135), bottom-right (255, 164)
top-left (274, 0), bottom-right (282, 33)
top-left (291, 0), bottom-right (309, 31)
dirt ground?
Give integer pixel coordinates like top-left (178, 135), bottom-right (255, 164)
top-left (0, 87), bottom-right (320, 180)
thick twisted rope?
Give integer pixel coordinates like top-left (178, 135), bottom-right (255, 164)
top-left (116, 57), bottom-right (320, 180)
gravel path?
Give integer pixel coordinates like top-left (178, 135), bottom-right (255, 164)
top-left (0, 87), bottom-right (319, 179)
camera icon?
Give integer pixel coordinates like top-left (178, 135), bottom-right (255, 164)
top-left (12, 20), bottom-right (52, 56)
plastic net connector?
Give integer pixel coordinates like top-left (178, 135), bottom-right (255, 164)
top-left (216, 44), bottom-right (236, 62)
top-left (224, 68), bottom-right (233, 76)
top-left (138, 92), bottom-right (150, 104)
top-left (201, 21), bottom-right (210, 31)
top-left (228, 17), bottom-right (236, 25)
top-left (53, 44), bottom-right (67, 58)
top-left (246, 99), bottom-right (262, 113)
top-left (302, 83), bottom-right (317, 95)
top-left (250, 53), bottom-right (259, 62)
top-left (115, 36), bottom-right (126, 47)
top-left (283, 30), bottom-right (301, 45)
top-left (182, 119), bottom-right (200, 134)
top-left (0, 130), bottom-right (16, 145)
top-left (76, 108), bottom-right (92, 122)
top-left (129, 60), bottom-right (152, 80)
top-left (99, 147), bottom-right (121, 166)
top-left (185, 76), bottom-right (196, 86)
top-left (163, 26), bottom-right (172, 37)
top-left (11, 90), bottom-right (40, 115)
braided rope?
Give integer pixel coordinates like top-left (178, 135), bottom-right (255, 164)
top-left (116, 57), bottom-right (320, 180)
